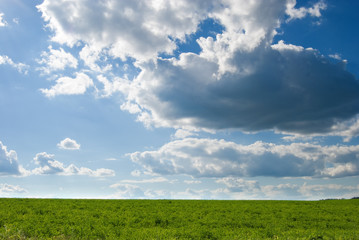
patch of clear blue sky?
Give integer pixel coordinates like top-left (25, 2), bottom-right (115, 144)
top-left (160, 18), bottom-right (225, 59)
top-left (274, 0), bottom-right (359, 78)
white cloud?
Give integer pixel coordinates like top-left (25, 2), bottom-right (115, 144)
top-left (57, 138), bottom-right (80, 150)
top-left (130, 138), bottom-right (359, 178)
top-left (36, 0), bottom-right (359, 139)
top-left (40, 72), bottom-right (93, 97)
top-left (79, 45), bottom-right (112, 72)
top-left (0, 141), bottom-right (21, 176)
top-left (37, 46), bottom-right (78, 74)
top-left (96, 75), bottom-right (128, 98)
top-left (32, 152), bottom-right (115, 177)
top-left (37, 0), bottom-right (216, 61)
top-left (0, 55), bottom-right (29, 74)
top-left (0, 184), bottom-right (27, 195)
top-left (0, 13), bottom-right (7, 27)
top-left (286, 0), bottom-right (326, 22)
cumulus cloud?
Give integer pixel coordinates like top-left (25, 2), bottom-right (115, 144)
top-left (37, 0), bottom-right (216, 61)
top-left (40, 72), bottom-right (93, 97)
top-left (121, 42), bottom-right (359, 135)
top-left (286, 0), bottom-right (326, 22)
top-left (0, 141), bottom-right (21, 176)
top-left (37, 46), bottom-right (78, 74)
top-left (0, 184), bottom-right (27, 195)
top-left (57, 138), bottom-right (80, 150)
top-left (36, 0), bottom-right (359, 138)
top-left (32, 152), bottom-right (115, 177)
top-left (130, 138), bottom-right (359, 178)
top-left (0, 55), bottom-right (29, 74)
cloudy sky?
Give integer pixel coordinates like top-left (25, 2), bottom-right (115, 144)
top-left (1, 0), bottom-right (359, 200)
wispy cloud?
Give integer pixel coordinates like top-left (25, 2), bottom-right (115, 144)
top-left (0, 55), bottom-right (29, 74)
top-left (0, 184), bottom-right (27, 195)
top-left (37, 46), bottom-right (78, 74)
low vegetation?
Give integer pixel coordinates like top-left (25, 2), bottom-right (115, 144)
top-left (0, 198), bottom-right (358, 239)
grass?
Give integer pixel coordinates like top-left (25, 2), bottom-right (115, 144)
top-left (0, 198), bottom-right (358, 239)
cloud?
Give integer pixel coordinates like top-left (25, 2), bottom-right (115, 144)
top-left (172, 129), bottom-right (199, 139)
top-left (37, 46), bottom-right (78, 74)
top-left (130, 138), bottom-right (359, 178)
top-left (118, 177), bottom-right (170, 184)
top-left (215, 177), bottom-right (359, 200)
top-left (32, 152), bottom-right (115, 177)
top-left (37, 0), bottom-right (216, 61)
top-left (0, 184), bottom-right (27, 195)
top-left (36, 0), bottom-right (359, 138)
top-left (184, 180), bottom-right (202, 184)
top-left (0, 141), bottom-right (21, 176)
top-left (0, 13), bottom-right (7, 27)
top-left (121, 42), bottom-right (359, 135)
top-left (286, 0), bottom-right (326, 22)
top-left (109, 183), bottom-right (146, 199)
top-left (0, 55), bottom-right (29, 74)
top-left (40, 72), bottom-right (93, 97)
top-left (216, 177), bottom-right (260, 192)
top-left (57, 138), bottom-right (80, 150)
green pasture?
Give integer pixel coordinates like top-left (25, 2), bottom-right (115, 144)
top-left (0, 198), bottom-right (358, 239)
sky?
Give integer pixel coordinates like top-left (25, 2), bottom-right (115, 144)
top-left (0, 0), bottom-right (359, 200)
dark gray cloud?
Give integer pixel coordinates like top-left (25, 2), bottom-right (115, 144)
top-left (130, 138), bottom-right (359, 178)
top-left (124, 46), bottom-right (359, 134)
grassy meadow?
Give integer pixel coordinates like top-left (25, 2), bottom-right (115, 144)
top-left (0, 198), bottom-right (358, 239)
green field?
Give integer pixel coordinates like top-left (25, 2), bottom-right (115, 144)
top-left (0, 198), bottom-right (358, 239)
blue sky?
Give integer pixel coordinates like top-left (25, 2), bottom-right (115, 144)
top-left (1, 0), bottom-right (359, 200)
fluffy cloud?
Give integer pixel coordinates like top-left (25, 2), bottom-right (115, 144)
top-left (37, 46), bottom-right (78, 74)
top-left (37, 0), bottom-right (217, 61)
top-left (37, 0), bottom-right (359, 138)
top-left (286, 0), bottom-right (326, 22)
top-left (0, 55), bottom-right (29, 74)
top-left (0, 141), bottom-right (21, 176)
top-left (57, 138), bottom-right (80, 150)
top-left (114, 0), bottom-right (357, 136)
top-left (32, 152), bottom-right (115, 177)
top-left (130, 138), bottom-right (359, 178)
top-left (40, 72), bottom-right (93, 97)
top-left (121, 42), bottom-right (359, 135)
